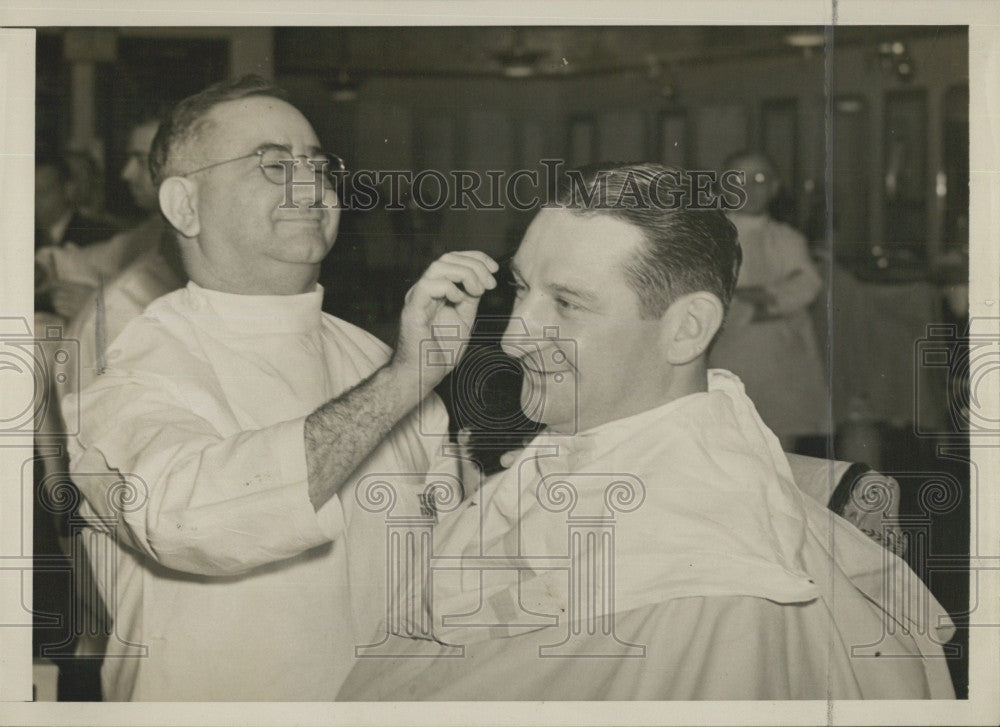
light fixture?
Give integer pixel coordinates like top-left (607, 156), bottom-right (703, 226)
top-left (494, 29), bottom-right (548, 78)
top-left (784, 30), bottom-right (825, 49)
top-left (835, 98), bottom-right (863, 114)
top-left (326, 69), bottom-right (359, 102)
top-left (877, 40), bottom-right (915, 82)
top-left (500, 59), bottom-right (538, 78)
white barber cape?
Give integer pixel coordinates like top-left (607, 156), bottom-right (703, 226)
top-left (338, 370), bottom-right (955, 701)
top-left (65, 281), bottom-right (453, 700)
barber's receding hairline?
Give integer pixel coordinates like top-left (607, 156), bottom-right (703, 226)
top-left (164, 95), bottom-right (308, 180)
top-left (149, 75), bottom-right (292, 188)
top-left (157, 117), bottom-right (212, 181)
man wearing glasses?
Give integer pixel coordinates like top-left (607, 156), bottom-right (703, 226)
top-left (64, 76), bottom-right (498, 700)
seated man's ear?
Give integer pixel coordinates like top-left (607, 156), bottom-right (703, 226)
top-left (158, 177), bottom-right (200, 238)
top-left (661, 292), bottom-right (724, 365)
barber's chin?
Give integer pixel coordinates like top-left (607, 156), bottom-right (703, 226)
top-left (277, 236), bottom-right (335, 264)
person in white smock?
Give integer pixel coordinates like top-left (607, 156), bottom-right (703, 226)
top-left (64, 76), bottom-right (499, 700)
top-left (709, 151), bottom-right (829, 448)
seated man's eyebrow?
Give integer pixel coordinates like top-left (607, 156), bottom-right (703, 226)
top-left (547, 281), bottom-right (599, 304)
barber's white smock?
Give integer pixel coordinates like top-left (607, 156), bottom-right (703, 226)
top-left (65, 281), bottom-right (452, 700)
top-left (338, 371), bottom-right (955, 700)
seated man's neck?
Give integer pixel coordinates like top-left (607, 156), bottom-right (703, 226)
top-left (558, 360), bottom-right (709, 435)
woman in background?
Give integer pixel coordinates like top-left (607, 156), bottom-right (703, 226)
top-left (710, 151), bottom-right (829, 450)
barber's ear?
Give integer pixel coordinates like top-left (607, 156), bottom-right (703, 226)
top-left (661, 292), bottom-right (725, 365)
top-left (158, 177), bottom-right (200, 238)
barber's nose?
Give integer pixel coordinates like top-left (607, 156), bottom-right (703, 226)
top-left (290, 160), bottom-right (336, 208)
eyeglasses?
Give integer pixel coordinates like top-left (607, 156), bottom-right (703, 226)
top-left (180, 145), bottom-right (346, 191)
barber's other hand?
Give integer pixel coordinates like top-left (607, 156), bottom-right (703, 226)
top-left (392, 251), bottom-right (498, 394)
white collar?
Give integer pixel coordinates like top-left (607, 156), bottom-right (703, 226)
top-left (179, 280), bottom-right (324, 335)
top-left (528, 369), bottom-right (745, 468)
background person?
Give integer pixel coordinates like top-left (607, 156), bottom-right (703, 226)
top-left (35, 152), bottom-right (122, 317)
top-left (61, 117), bottom-right (184, 394)
top-left (708, 151), bottom-right (829, 451)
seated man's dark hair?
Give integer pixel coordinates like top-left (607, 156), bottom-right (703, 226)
top-left (555, 162), bottom-right (742, 319)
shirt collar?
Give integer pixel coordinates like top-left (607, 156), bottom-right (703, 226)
top-left (530, 370), bottom-right (742, 468)
top-left (181, 280), bottom-right (324, 335)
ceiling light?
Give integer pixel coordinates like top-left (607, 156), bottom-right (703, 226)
top-left (784, 31), bottom-right (825, 48)
top-left (502, 63), bottom-right (536, 79)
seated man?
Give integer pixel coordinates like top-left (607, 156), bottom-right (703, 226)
top-left (337, 162), bottom-right (954, 701)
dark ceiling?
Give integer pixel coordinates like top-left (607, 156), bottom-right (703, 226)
top-left (274, 25), bottom-right (965, 79)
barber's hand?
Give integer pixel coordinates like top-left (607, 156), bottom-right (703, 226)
top-left (50, 281), bottom-right (97, 319)
top-left (392, 251), bottom-right (498, 394)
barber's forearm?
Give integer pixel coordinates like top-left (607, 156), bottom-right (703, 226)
top-left (305, 360), bottom-right (425, 510)
top-left (306, 249), bottom-right (498, 510)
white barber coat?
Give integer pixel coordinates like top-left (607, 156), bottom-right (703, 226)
top-left (338, 371), bottom-right (955, 700)
top-left (65, 282), bottom-right (453, 700)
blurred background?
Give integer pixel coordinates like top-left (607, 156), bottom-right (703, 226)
top-left (33, 25), bottom-right (972, 697)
